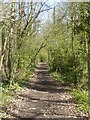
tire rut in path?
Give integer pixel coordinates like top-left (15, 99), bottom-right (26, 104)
top-left (3, 62), bottom-right (88, 120)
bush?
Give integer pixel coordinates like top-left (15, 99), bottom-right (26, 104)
top-left (49, 48), bottom-right (83, 85)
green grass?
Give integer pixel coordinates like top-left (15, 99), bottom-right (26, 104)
top-left (51, 72), bottom-right (64, 83)
top-left (72, 88), bottom-right (89, 112)
top-left (51, 71), bottom-right (89, 113)
top-left (0, 81), bottom-right (21, 118)
top-left (1, 70), bottom-right (35, 115)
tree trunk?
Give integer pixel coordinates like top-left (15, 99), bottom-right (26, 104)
top-left (71, 15), bottom-right (74, 53)
top-left (87, 3), bottom-right (90, 114)
top-left (8, 4), bottom-right (13, 82)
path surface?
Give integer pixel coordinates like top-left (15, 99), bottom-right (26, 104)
top-left (3, 63), bottom-right (88, 120)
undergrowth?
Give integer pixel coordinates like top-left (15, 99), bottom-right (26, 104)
top-left (72, 88), bottom-right (89, 113)
top-left (1, 81), bottom-right (21, 118)
top-left (1, 69), bottom-right (35, 118)
top-left (51, 72), bottom-right (64, 83)
top-left (51, 71), bottom-right (89, 113)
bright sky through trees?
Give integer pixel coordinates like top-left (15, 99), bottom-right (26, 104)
top-left (3, 0), bottom-right (89, 2)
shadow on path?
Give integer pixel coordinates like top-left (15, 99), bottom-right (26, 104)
top-left (3, 63), bottom-right (89, 120)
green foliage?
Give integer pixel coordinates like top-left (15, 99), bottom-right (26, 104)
top-left (1, 2), bottom-right (89, 116)
top-left (1, 82), bottom-right (20, 112)
top-left (39, 55), bottom-right (46, 62)
top-left (51, 72), bottom-right (63, 83)
top-left (72, 88), bottom-right (89, 112)
top-left (37, 49), bottom-right (48, 63)
top-left (49, 46), bottom-right (83, 85)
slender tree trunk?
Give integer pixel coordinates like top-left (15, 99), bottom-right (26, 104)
top-left (0, 28), bottom-right (2, 86)
top-left (88, 34), bottom-right (90, 86)
top-left (87, 2), bottom-right (90, 87)
top-left (0, 28), bottom-right (2, 71)
top-left (71, 11), bottom-right (77, 86)
top-left (83, 31), bottom-right (87, 55)
top-left (17, 2), bottom-right (22, 69)
top-left (71, 15), bottom-right (74, 53)
top-left (8, 4), bottom-right (13, 82)
top-left (88, 31), bottom-right (90, 115)
top-left (8, 36), bottom-right (12, 81)
top-left (53, 6), bottom-right (55, 28)
top-left (87, 3), bottom-right (90, 114)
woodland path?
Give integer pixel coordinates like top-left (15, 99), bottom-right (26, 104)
top-left (3, 63), bottom-right (88, 120)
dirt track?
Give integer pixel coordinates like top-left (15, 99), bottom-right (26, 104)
top-left (3, 63), bottom-right (89, 120)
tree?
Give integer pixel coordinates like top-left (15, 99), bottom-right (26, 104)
top-left (87, 2), bottom-right (90, 91)
top-left (0, 1), bottom-right (51, 83)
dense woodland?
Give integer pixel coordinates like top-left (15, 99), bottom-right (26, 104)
top-left (0, 1), bottom-right (90, 116)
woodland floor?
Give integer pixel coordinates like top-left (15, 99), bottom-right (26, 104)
top-left (2, 63), bottom-right (89, 120)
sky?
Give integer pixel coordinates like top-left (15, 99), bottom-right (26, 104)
top-left (48, 0), bottom-right (61, 4)
top-left (2, 0), bottom-right (90, 3)
top-left (3, 0), bottom-right (62, 3)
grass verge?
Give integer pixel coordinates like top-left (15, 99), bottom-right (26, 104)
top-left (51, 71), bottom-right (89, 113)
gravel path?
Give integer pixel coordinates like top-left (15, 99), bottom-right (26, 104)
top-left (3, 63), bottom-right (89, 120)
